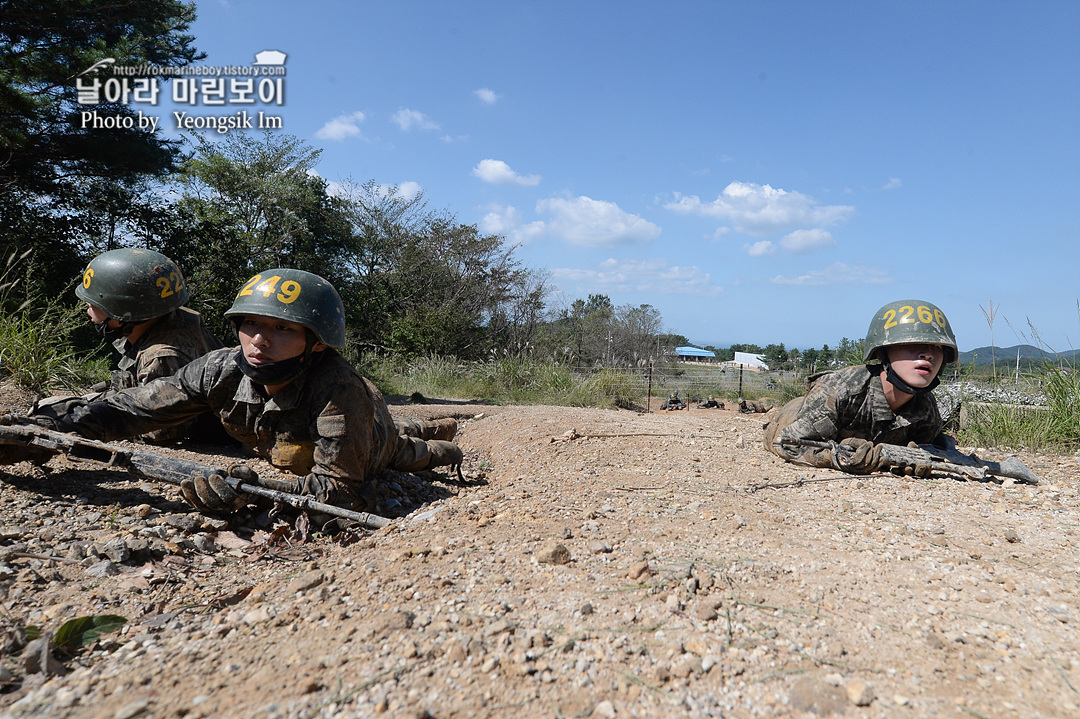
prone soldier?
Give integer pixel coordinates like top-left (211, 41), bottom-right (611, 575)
top-left (763, 299), bottom-right (956, 476)
top-left (39, 249), bottom-right (223, 444)
top-left (699, 395), bottom-right (724, 409)
top-left (11, 268), bottom-right (461, 517)
top-left (660, 392), bottom-right (686, 411)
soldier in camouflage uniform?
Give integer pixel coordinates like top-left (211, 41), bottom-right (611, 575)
top-left (660, 392), bottom-right (686, 410)
top-left (699, 395), bottom-right (724, 409)
top-left (763, 300), bottom-right (957, 476)
top-left (68, 249), bottom-right (222, 444)
top-left (24, 268), bottom-right (461, 516)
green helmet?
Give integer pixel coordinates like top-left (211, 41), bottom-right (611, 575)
top-left (863, 299), bottom-right (958, 364)
top-left (74, 248), bottom-right (189, 322)
top-left (224, 268), bottom-right (346, 348)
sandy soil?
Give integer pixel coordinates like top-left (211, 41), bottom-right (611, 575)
top-left (1, 388), bottom-right (1078, 718)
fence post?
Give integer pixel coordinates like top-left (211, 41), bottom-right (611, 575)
top-left (738, 364), bottom-right (744, 403)
top-left (647, 362), bottom-right (653, 413)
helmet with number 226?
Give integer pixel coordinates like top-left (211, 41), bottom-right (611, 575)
top-left (224, 268), bottom-right (346, 349)
top-left (75, 248), bottom-right (189, 322)
top-left (863, 299), bottom-right (958, 364)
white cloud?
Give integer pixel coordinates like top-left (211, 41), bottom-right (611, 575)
top-left (882, 177), bottom-right (902, 190)
top-left (472, 159), bottom-right (541, 186)
top-left (779, 228), bottom-right (835, 252)
top-left (480, 196), bottom-right (660, 248)
top-left (744, 240), bottom-right (775, 257)
top-left (770, 262), bottom-right (892, 286)
top-left (474, 87), bottom-right (498, 105)
top-left (535, 196), bottom-right (661, 248)
top-left (664, 181), bottom-right (855, 236)
top-left (392, 108), bottom-right (440, 132)
top-left (551, 258), bottom-right (720, 295)
top-left (314, 111), bottom-right (366, 141)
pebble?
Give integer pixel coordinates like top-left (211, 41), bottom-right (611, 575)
top-left (588, 541), bottom-right (613, 554)
top-left (591, 700), bottom-right (616, 718)
top-left (85, 560), bottom-right (120, 577)
top-left (628, 561), bottom-right (652, 580)
top-left (846, 678), bottom-right (875, 706)
top-left (536, 542), bottom-right (571, 565)
top-left (1004, 529), bottom-right (1021, 543)
top-left (114, 697), bottom-right (150, 719)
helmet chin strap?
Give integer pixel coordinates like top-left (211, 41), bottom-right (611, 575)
top-left (93, 319), bottom-right (135, 342)
top-left (882, 360), bottom-right (940, 396)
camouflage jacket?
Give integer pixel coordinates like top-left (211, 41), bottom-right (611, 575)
top-left (765, 364), bottom-right (944, 467)
top-left (60, 347), bottom-right (402, 488)
top-left (106, 307), bottom-right (222, 443)
top-left (109, 307), bottom-right (222, 391)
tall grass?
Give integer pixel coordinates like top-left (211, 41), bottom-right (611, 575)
top-left (0, 250), bottom-right (109, 395)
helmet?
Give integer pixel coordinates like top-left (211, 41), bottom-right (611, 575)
top-left (224, 268), bottom-right (346, 348)
top-left (75, 248), bottom-right (189, 322)
top-left (708, 395), bottom-right (715, 401)
top-left (863, 299), bottom-right (958, 364)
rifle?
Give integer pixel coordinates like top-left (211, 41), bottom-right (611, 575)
top-left (0, 421), bottom-right (390, 528)
top-left (777, 437), bottom-right (1039, 485)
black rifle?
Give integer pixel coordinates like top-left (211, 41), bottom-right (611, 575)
top-left (0, 422), bottom-right (390, 528)
top-left (777, 437), bottom-right (1039, 485)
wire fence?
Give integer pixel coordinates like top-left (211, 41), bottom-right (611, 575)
top-left (567, 363), bottom-right (797, 401)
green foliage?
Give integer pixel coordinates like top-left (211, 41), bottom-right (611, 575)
top-left (53, 614), bottom-right (126, 650)
top-left (0, 0), bottom-right (203, 294)
top-left (0, 250), bottom-right (108, 392)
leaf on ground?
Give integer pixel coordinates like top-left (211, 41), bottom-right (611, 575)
top-left (53, 615), bottom-right (127, 649)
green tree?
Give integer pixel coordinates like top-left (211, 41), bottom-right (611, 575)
top-left (762, 343), bottom-right (789, 371)
top-left (162, 133), bottom-right (354, 337)
top-left (0, 0), bottom-right (203, 293)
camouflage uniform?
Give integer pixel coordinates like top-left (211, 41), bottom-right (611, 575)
top-left (108, 307), bottom-right (222, 392)
top-left (104, 307), bottom-right (223, 444)
top-left (763, 364), bottom-right (944, 469)
top-left (46, 346), bottom-right (452, 509)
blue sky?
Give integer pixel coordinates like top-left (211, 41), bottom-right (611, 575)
top-left (173, 0), bottom-right (1079, 352)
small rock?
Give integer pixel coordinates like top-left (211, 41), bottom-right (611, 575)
top-left (192, 535), bottom-right (217, 553)
top-left (114, 697), bottom-right (151, 719)
top-left (628, 561), bottom-right (652, 580)
top-left (580, 601), bottom-right (594, 616)
top-left (162, 515), bottom-right (198, 533)
top-left (588, 541), bottom-right (613, 554)
top-left (1004, 529), bottom-right (1021, 543)
top-left (1047, 605), bottom-right (1072, 623)
top-left (135, 505), bottom-right (154, 520)
top-left (22, 637), bottom-right (65, 677)
top-left (536, 542), bottom-right (571, 565)
top-left (592, 700), bottom-right (616, 718)
top-left (85, 560), bottom-right (120, 577)
top-left (102, 537), bottom-right (131, 563)
top-left (287, 570), bottom-right (329, 594)
top-left (789, 677), bottom-right (846, 715)
top-left (693, 602), bottom-right (718, 622)
top-left (0, 526), bottom-right (29, 541)
top-left (846, 678), bottom-right (875, 706)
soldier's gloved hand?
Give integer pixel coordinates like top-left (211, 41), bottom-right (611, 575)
top-left (180, 472), bottom-right (247, 514)
top-left (888, 442), bottom-right (933, 478)
top-left (26, 398), bottom-right (85, 434)
top-left (836, 438), bottom-right (888, 475)
top-left (256, 472), bottom-right (375, 513)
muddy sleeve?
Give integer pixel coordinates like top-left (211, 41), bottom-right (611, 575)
top-left (768, 376), bottom-right (850, 469)
top-left (50, 353), bottom-right (225, 441)
top-left (307, 378), bottom-right (396, 489)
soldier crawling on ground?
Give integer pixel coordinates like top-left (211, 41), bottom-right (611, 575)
top-left (739, 399), bottom-right (772, 414)
top-left (38, 249), bottom-right (223, 444)
top-left (4, 268), bottom-right (462, 519)
top-left (660, 392), bottom-right (686, 410)
top-left (699, 395), bottom-right (724, 409)
top-left (763, 299), bottom-right (956, 477)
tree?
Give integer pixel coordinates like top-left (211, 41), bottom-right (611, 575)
top-left (762, 343), bottom-right (789, 371)
top-left (163, 133), bottom-right (354, 337)
top-left (0, 0), bottom-right (203, 292)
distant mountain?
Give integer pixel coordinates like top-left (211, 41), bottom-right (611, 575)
top-left (957, 344), bottom-right (1080, 365)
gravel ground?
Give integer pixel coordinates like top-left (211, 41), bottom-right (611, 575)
top-left (1, 386), bottom-right (1079, 718)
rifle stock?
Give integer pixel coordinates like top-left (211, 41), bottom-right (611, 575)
top-left (777, 437), bottom-right (1039, 485)
top-left (0, 423), bottom-right (390, 528)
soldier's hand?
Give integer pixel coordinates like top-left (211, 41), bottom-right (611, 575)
top-left (27, 399), bottom-right (84, 433)
top-left (888, 443), bottom-right (933, 478)
top-left (180, 472), bottom-right (247, 514)
top-left (836, 438), bottom-right (888, 475)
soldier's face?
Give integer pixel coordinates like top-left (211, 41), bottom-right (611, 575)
top-left (886, 343), bottom-right (944, 390)
top-left (85, 303), bottom-right (120, 328)
top-left (237, 315), bottom-right (311, 364)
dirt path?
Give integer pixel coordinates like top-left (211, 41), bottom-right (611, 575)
top-left (1, 395), bottom-right (1078, 718)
